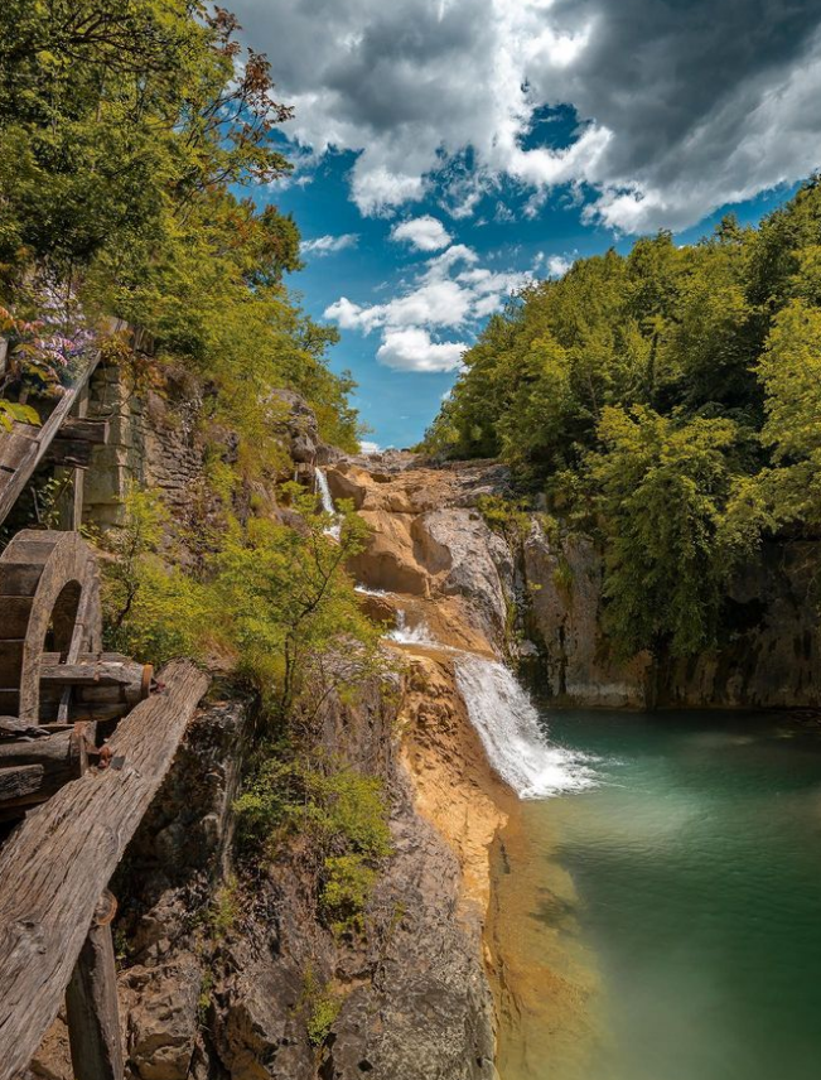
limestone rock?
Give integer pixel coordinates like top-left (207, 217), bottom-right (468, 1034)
top-left (126, 958), bottom-right (202, 1080)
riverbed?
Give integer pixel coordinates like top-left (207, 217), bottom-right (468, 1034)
top-left (492, 709), bottom-right (821, 1080)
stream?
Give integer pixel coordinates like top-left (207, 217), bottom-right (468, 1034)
top-left (493, 708), bottom-right (821, 1080)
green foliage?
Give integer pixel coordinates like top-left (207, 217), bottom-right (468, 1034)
top-left (234, 750), bottom-right (391, 862)
top-left (0, 398), bottom-right (39, 432)
top-left (588, 406), bottom-right (753, 656)
top-left (209, 487), bottom-right (380, 713)
top-left (100, 485), bottom-right (380, 710)
top-left (100, 488), bottom-right (206, 665)
top-left (756, 300), bottom-right (821, 527)
top-left (234, 747), bottom-right (392, 934)
top-left (0, 0), bottom-right (291, 275)
top-left (476, 494), bottom-right (533, 542)
top-left (320, 855), bottom-right (377, 938)
top-left (301, 969), bottom-right (342, 1047)
top-left (0, 0), bottom-right (363, 459)
top-left (425, 182), bottom-right (821, 658)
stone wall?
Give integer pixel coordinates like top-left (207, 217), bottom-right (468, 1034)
top-left (83, 361), bottom-right (208, 530)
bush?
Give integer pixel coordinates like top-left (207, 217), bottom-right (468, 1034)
top-left (234, 749), bottom-right (392, 935)
top-left (321, 854), bottom-right (377, 938)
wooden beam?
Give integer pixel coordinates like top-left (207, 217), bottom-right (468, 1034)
top-left (41, 657), bottom-right (152, 693)
top-left (0, 660), bottom-right (209, 1080)
top-left (0, 725), bottom-right (90, 807)
top-left (59, 417), bottom-right (110, 445)
top-left (0, 763), bottom-right (44, 800)
top-left (66, 892), bottom-right (124, 1080)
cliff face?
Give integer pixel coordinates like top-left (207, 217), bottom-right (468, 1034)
top-left (333, 452), bottom-right (820, 711)
top-left (30, 672), bottom-right (498, 1080)
top-left (522, 522), bottom-right (821, 709)
top-left (25, 391), bottom-right (504, 1080)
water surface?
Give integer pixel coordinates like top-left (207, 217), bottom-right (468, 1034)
top-left (494, 709), bottom-right (821, 1080)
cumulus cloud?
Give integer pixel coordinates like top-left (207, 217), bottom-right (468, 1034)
top-left (324, 242), bottom-right (530, 372)
top-left (233, 0), bottom-right (821, 232)
top-left (535, 252), bottom-right (575, 278)
top-left (377, 328), bottom-right (467, 372)
top-left (359, 440), bottom-right (382, 454)
top-left (391, 215), bottom-right (452, 251)
top-left (300, 233), bottom-right (359, 256)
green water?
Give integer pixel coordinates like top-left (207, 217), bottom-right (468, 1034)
top-left (497, 710), bottom-right (821, 1080)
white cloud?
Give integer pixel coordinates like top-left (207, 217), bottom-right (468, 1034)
top-left (546, 254), bottom-right (574, 278)
top-left (324, 241), bottom-right (531, 372)
top-left (377, 328), bottom-right (467, 372)
top-left (300, 233), bottom-right (359, 256)
top-left (232, 0), bottom-right (821, 233)
top-left (391, 215), bottom-right (452, 251)
top-left (359, 440), bottom-right (382, 454)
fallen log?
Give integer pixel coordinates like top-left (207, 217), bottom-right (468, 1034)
top-left (0, 659), bottom-right (209, 1080)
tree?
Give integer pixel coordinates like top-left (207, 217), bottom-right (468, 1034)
top-left (757, 300), bottom-right (821, 528)
top-left (588, 406), bottom-right (748, 658)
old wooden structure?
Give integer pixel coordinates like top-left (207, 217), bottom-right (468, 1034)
top-left (0, 358), bottom-right (210, 1080)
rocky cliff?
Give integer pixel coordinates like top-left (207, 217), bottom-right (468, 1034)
top-left (27, 411), bottom-right (511, 1079)
top-left (521, 521), bottom-right (821, 709)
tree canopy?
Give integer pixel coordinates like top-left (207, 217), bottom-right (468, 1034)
top-left (0, 0), bottom-right (361, 454)
top-left (425, 180), bottom-right (821, 658)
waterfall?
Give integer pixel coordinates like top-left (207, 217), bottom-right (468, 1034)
top-left (387, 608), bottom-right (436, 646)
top-left (355, 585), bottom-right (391, 597)
top-left (315, 468), bottom-right (341, 542)
top-left (455, 654), bottom-right (597, 799)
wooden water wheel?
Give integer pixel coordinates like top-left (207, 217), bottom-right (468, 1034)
top-left (0, 530), bottom-right (153, 814)
top-left (0, 529), bottom-right (103, 722)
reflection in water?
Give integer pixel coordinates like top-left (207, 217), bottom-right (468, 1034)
top-left (494, 710), bottom-right (821, 1080)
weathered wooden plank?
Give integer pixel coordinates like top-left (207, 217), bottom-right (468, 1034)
top-left (66, 892), bottom-right (124, 1080)
top-left (0, 660), bottom-right (209, 1080)
top-left (0, 597), bottom-right (33, 639)
top-left (0, 350), bottom-right (101, 527)
top-left (0, 691), bottom-right (20, 716)
top-left (0, 640), bottom-right (24, 684)
top-left (59, 417), bottom-right (110, 445)
top-left (0, 432), bottom-right (39, 472)
top-left (57, 550), bottom-right (102, 723)
top-left (0, 763), bottom-right (43, 800)
top-left (1, 538), bottom-right (58, 564)
top-left (0, 726), bottom-right (87, 805)
top-left (0, 563), bottom-right (43, 596)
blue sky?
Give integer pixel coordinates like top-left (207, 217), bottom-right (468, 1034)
top-left (231, 0), bottom-right (821, 449)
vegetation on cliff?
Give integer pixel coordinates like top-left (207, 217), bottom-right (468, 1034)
top-left (0, 0), bottom-right (360, 456)
top-left (425, 184), bottom-right (821, 658)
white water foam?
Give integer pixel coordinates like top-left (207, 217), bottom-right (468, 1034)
top-left (315, 468), bottom-right (341, 542)
top-left (355, 585), bottom-right (391, 597)
top-left (387, 609), bottom-right (437, 646)
top-left (455, 654), bottom-right (598, 799)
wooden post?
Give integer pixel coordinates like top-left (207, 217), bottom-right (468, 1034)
top-left (66, 891), bottom-right (124, 1080)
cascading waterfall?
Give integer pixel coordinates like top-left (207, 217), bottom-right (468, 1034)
top-left (455, 654), bottom-right (597, 799)
top-left (315, 467), bottom-right (341, 542)
top-left (388, 608), bottom-right (437, 646)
